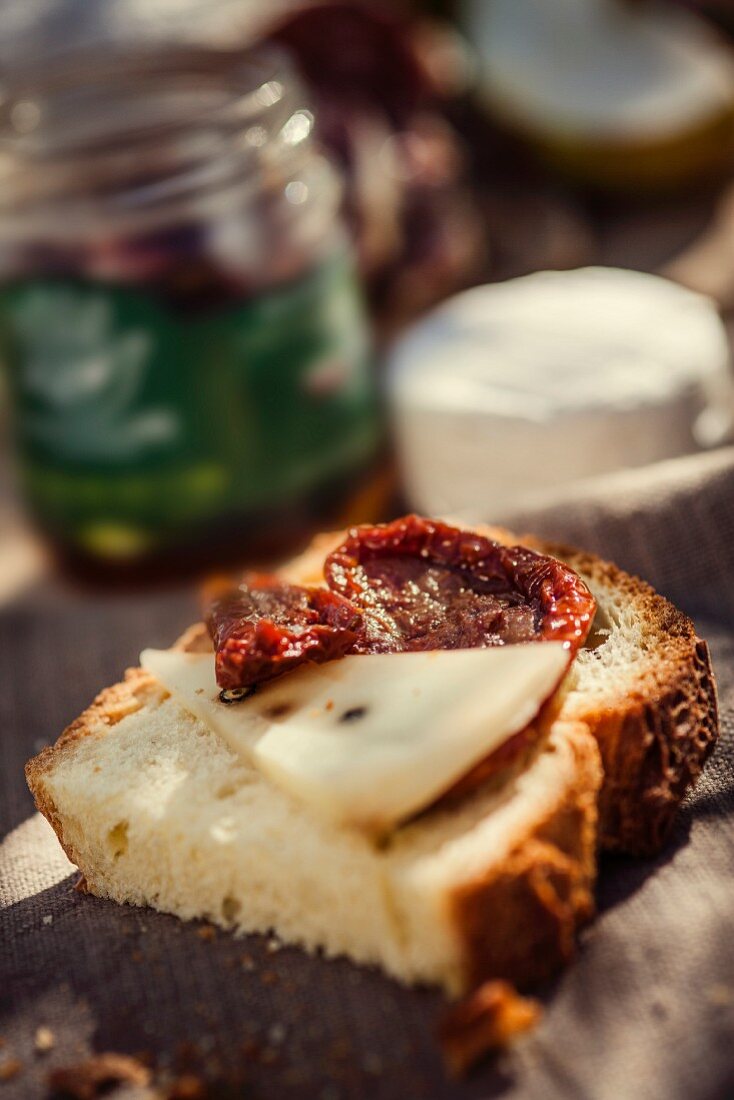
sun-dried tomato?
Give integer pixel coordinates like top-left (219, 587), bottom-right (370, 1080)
top-left (324, 515), bottom-right (595, 654)
top-left (207, 517), bottom-right (595, 693)
top-left (208, 575), bottom-right (362, 690)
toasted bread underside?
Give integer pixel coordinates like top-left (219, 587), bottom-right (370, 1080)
top-left (26, 654), bottom-right (601, 996)
top-left (281, 527), bottom-right (720, 856)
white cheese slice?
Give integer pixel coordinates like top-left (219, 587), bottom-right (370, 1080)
top-left (250, 645), bottom-right (570, 834)
top-left (141, 647), bottom-right (269, 757)
top-left (141, 644), bottom-right (570, 834)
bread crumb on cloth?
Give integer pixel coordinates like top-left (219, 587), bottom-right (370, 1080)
top-left (0, 1058), bottom-right (23, 1081)
top-left (48, 1052), bottom-right (151, 1098)
top-left (34, 1026), bottom-right (55, 1053)
top-left (439, 980), bottom-right (541, 1076)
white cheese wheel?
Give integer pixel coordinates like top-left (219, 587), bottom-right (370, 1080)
top-left (141, 643), bottom-right (570, 835)
top-left (386, 267), bottom-right (734, 520)
top-left (464, 0), bottom-right (734, 143)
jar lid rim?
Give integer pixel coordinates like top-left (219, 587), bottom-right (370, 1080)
top-left (0, 43), bottom-right (297, 162)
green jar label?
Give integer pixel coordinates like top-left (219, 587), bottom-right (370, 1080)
top-left (0, 253), bottom-right (379, 556)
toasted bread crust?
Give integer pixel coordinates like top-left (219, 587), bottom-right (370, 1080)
top-left (528, 541), bottom-right (719, 855)
top-left (451, 723), bottom-right (599, 989)
top-left (283, 525), bottom-right (720, 856)
top-left (25, 662), bottom-right (601, 995)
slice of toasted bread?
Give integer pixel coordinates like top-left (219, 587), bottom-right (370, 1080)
top-left (281, 526), bottom-right (719, 855)
top-left (25, 656), bottom-right (601, 995)
top-left (25, 521), bottom-right (715, 995)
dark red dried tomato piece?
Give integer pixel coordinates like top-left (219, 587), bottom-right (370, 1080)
top-left (208, 575), bottom-right (362, 690)
top-left (324, 515), bottom-right (595, 654)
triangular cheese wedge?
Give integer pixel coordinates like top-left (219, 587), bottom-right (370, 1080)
top-left (141, 644), bottom-right (570, 835)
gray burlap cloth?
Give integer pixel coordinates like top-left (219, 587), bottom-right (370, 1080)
top-left (2, 447), bottom-right (734, 1100)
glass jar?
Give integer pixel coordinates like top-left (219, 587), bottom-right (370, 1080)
top-left (0, 45), bottom-right (381, 574)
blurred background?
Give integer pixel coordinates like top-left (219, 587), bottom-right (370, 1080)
top-left (3, 0), bottom-right (734, 597)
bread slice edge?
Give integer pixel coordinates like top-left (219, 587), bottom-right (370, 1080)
top-left (536, 539), bottom-right (719, 855)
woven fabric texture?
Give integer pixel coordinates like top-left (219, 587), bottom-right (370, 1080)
top-left (2, 448), bottom-right (734, 1100)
